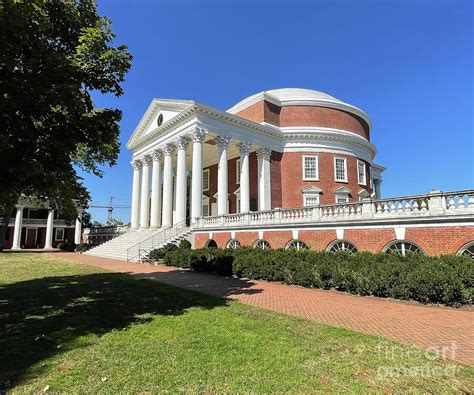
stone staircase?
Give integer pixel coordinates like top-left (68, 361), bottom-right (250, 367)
top-left (85, 225), bottom-right (192, 262)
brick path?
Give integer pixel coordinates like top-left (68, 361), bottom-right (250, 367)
top-left (54, 253), bottom-right (474, 365)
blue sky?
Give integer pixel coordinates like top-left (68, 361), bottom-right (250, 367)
top-left (83, 0), bottom-right (473, 223)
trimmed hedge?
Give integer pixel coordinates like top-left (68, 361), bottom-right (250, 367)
top-left (75, 243), bottom-right (91, 253)
top-left (146, 247), bottom-right (473, 306)
top-left (57, 242), bottom-right (76, 252)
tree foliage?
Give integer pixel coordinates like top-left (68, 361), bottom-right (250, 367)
top-left (0, 0), bottom-right (132, 223)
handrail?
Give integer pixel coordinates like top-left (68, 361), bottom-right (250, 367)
top-left (126, 218), bottom-right (189, 262)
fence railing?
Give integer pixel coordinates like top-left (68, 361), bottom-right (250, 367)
top-left (126, 219), bottom-right (189, 262)
top-left (195, 190), bottom-right (474, 229)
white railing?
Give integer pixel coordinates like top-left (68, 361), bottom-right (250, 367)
top-left (126, 219), bottom-right (190, 262)
top-left (195, 190), bottom-right (474, 229)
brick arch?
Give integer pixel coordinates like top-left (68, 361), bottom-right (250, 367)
top-left (326, 238), bottom-right (359, 253)
top-left (449, 234), bottom-right (474, 254)
top-left (381, 239), bottom-right (427, 255)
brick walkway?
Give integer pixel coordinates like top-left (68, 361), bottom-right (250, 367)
top-left (54, 253), bottom-right (474, 365)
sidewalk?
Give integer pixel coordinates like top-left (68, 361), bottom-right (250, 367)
top-left (55, 253), bottom-right (474, 365)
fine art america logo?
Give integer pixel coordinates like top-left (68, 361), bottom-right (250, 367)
top-left (343, 341), bottom-right (458, 378)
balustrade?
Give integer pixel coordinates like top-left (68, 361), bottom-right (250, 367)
top-left (194, 189), bottom-right (474, 229)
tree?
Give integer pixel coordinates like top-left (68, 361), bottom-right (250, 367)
top-left (81, 211), bottom-right (92, 228)
top-left (0, 0), bottom-right (132, 250)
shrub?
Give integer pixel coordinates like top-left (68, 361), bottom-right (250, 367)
top-left (179, 239), bottom-right (192, 249)
top-left (57, 242), bottom-right (76, 252)
top-left (75, 243), bottom-right (91, 253)
top-left (154, 245), bottom-right (473, 306)
top-left (147, 243), bottom-right (178, 262)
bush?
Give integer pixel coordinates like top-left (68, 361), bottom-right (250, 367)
top-left (75, 243), bottom-right (91, 253)
top-left (152, 246), bottom-right (473, 306)
top-left (146, 243), bottom-right (178, 261)
top-left (179, 239), bottom-right (192, 249)
top-left (57, 242), bottom-right (76, 252)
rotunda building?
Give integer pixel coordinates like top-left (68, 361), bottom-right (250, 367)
top-left (226, 88), bottom-right (383, 208)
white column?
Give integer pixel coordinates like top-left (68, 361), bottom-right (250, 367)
top-left (74, 212), bottom-right (82, 245)
top-left (257, 148), bottom-right (272, 211)
top-left (44, 209), bottom-right (54, 249)
top-left (130, 159), bottom-right (142, 230)
top-left (190, 128), bottom-right (207, 222)
top-left (11, 206), bottom-right (24, 250)
top-left (150, 150), bottom-right (163, 229)
top-left (238, 142), bottom-right (251, 213)
top-left (161, 144), bottom-right (174, 228)
top-left (175, 136), bottom-right (189, 224)
top-left (139, 155), bottom-right (152, 229)
top-left (216, 135), bottom-right (231, 216)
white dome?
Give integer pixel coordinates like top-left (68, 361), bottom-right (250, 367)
top-left (265, 88), bottom-right (342, 103)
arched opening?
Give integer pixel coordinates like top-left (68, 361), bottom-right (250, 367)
top-left (253, 239), bottom-right (271, 250)
top-left (458, 241), bottom-right (474, 260)
top-left (327, 240), bottom-right (357, 254)
top-left (285, 239), bottom-right (308, 251)
top-left (383, 240), bottom-right (424, 257)
top-left (226, 239), bottom-right (241, 249)
top-left (205, 239), bottom-right (218, 248)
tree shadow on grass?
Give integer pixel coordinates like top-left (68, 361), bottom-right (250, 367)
top-left (0, 271), bottom-right (248, 390)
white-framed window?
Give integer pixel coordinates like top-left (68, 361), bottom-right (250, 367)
top-left (334, 157), bottom-right (347, 182)
top-left (202, 196), bottom-right (210, 217)
top-left (236, 159), bottom-right (241, 184)
top-left (302, 155), bottom-right (319, 181)
top-left (303, 194), bottom-right (320, 207)
top-left (335, 187), bottom-right (350, 204)
top-left (357, 160), bottom-right (366, 185)
top-left (55, 228), bottom-right (64, 241)
top-left (202, 169), bottom-right (210, 192)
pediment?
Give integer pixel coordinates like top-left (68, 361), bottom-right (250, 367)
top-left (334, 186), bottom-right (351, 194)
top-left (301, 186), bottom-right (322, 194)
top-left (126, 98), bottom-right (194, 150)
top-left (358, 189), bottom-right (370, 197)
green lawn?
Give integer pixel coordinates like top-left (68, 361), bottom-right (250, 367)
top-left (0, 254), bottom-right (472, 393)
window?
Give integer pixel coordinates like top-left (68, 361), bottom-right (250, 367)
top-left (254, 239), bottom-right (271, 249)
top-left (203, 169), bottom-right (210, 192)
top-left (302, 156), bottom-right (319, 181)
top-left (335, 187), bottom-right (350, 204)
top-left (458, 242), bottom-right (474, 261)
top-left (334, 157), bottom-right (347, 182)
top-left (226, 239), bottom-right (241, 249)
top-left (357, 160), bottom-right (366, 185)
top-left (206, 239), bottom-right (218, 248)
top-left (327, 240), bottom-right (357, 254)
top-left (304, 195), bottom-right (320, 207)
top-left (384, 241), bottom-right (424, 257)
top-left (55, 228), bottom-right (64, 241)
top-left (236, 159), bottom-right (241, 184)
top-left (286, 240), bottom-right (308, 251)
top-left (202, 196), bottom-right (210, 217)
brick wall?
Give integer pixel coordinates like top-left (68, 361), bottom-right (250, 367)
top-left (279, 151), bottom-right (371, 206)
top-left (193, 226), bottom-right (474, 256)
top-left (236, 100), bottom-right (369, 140)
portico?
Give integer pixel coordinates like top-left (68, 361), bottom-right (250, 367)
top-left (128, 126), bottom-right (273, 231)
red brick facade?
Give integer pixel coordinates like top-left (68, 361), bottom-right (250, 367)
top-left (236, 101), bottom-right (370, 140)
top-left (194, 226), bottom-right (474, 256)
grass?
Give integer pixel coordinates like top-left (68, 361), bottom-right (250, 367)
top-left (0, 253), bottom-right (472, 393)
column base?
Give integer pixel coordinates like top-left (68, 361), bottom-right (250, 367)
top-left (11, 246), bottom-right (21, 250)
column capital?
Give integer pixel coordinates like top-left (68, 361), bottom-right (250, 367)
top-left (215, 135), bottom-right (231, 148)
top-left (152, 149), bottom-right (163, 161)
top-left (162, 143), bottom-right (175, 156)
top-left (175, 136), bottom-right (190, 150)
top-left (237, 141), bottom-right (252, 155)
top-left (190, 127), bottom-right (207, 143)
top-left (256, 147), bottom-right (272, 160)
top-left (131, 159), bottom-right (142, 170)
top-left (141, 154), bottom-right (152, 166)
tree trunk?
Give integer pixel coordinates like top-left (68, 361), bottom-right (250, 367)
top-left (0, 209), bottom-right (13, 252)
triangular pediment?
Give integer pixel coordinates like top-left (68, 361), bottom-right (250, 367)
top-left (334, 186), bottom-right (351, 194)
top-left (301, 186), bottom-right (322, 194)
top-left (358, 189), bottom-right (370, 197)
top-left (126, 98), bottom-right (195, 150)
